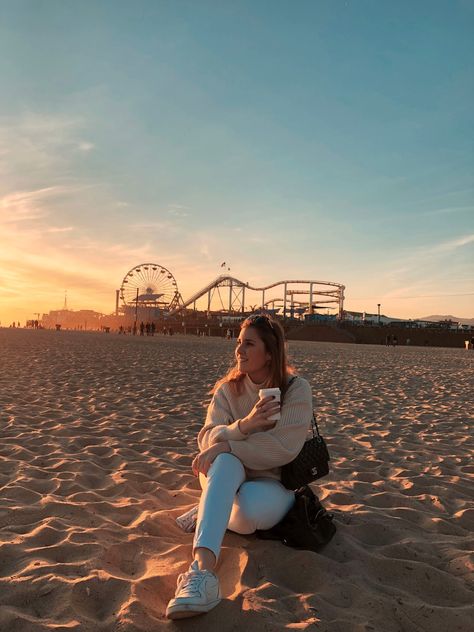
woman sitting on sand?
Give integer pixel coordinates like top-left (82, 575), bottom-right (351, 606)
top-left (166, 314), bottom-right (313, 619)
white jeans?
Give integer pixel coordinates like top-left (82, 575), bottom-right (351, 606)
top-left (193, 452), bottom-right (295, 563)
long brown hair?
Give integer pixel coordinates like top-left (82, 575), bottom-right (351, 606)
top-left (211, 315), bottom-right (296, 401)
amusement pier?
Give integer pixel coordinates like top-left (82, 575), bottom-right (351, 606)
top-left (30, 262), bottom-right (473, 349)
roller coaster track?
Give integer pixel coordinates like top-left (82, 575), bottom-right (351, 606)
top-left (169, 275), bottom-right (345, 316)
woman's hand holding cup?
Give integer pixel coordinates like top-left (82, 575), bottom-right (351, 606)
top-left (240, 388), bottom-right (281, 434)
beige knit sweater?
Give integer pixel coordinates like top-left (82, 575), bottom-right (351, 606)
top-left (197, 374), bottom-right (313, 481)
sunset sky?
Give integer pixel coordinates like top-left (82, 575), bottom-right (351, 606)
top-left (1, 0), bottom-right (473, 325)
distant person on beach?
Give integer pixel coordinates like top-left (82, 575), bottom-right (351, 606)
top-left (166, 314), bottom-right (313, 619)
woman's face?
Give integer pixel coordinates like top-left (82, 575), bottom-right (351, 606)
top-left (235, 326), bottom-right (271, 381)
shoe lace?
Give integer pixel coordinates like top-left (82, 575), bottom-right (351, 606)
top-left (178, 570), bottom-right (206, 596)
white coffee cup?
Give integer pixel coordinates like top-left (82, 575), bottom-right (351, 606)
top-left (258, 387), bottom-right (281, 421)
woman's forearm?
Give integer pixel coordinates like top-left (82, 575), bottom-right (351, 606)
top-left (238, 417), bottom-right (250, 436)
top-left (214, 440), bottom-right (230, 453)
top-left (207, 419), bottom-right (250, 446)
top-left (208, 432), bottom-right (233, 449)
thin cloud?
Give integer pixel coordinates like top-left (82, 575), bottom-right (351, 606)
top-left (0, 187), bottom-right (62, 221)
top-left (395, 233), bottom-right (474, 264)
top-left (129, 221), bottom-right (174, 231)
top-left (0, 224), bottom-right (157, 315)
top-left (45, 226), bottom-right (74, 233)
top-left (167, 204), bottom-right (190, 218)
top-left (382, 283), bottom-right (429, 299)
top-left (9, 111), bottom-right (79, 134)
top-left (430, 233), bottom-right (474, 253)
top-left (0, 112), bottom-right (81, 175)
top-left (167, 209), bottom-right (189, 217)
top-left (199, 242), bottom-right (211, 259)
top-left (422, 205), bottom-right (473, 217)
top-left (365, 232), bottom-right (474, 305)
top-left (77, 141), bottom-right (94, 152)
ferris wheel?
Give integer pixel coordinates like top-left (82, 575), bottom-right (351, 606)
top-left (120, 263), bottom-right (182, 310)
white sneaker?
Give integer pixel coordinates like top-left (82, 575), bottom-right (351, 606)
top-left (175, 505), bottom-right (199, 533)
top-left (165, 560), bottom-right (221, 619)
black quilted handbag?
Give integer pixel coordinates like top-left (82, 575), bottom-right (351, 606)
top-left (281, 378), bottom-right (330, 490)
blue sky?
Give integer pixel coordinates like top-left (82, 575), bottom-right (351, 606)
top-left (0, 0), bottom-right (473, 323)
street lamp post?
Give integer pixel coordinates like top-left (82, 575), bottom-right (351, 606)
top-left (377, 303), bottom-right (381, 325)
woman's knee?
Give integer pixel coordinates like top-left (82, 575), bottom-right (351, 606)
top-left (228, 499), bottom-right (257, 534)
top-left (207, 451), bottom-right (245, 478)
top-left (229, 488), bottom-right (264, 533)
top-left (229, 481), bottom-right (294, 534)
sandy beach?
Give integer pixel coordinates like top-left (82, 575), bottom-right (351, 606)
top-left (0, 328), bottom-right (472, 632)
